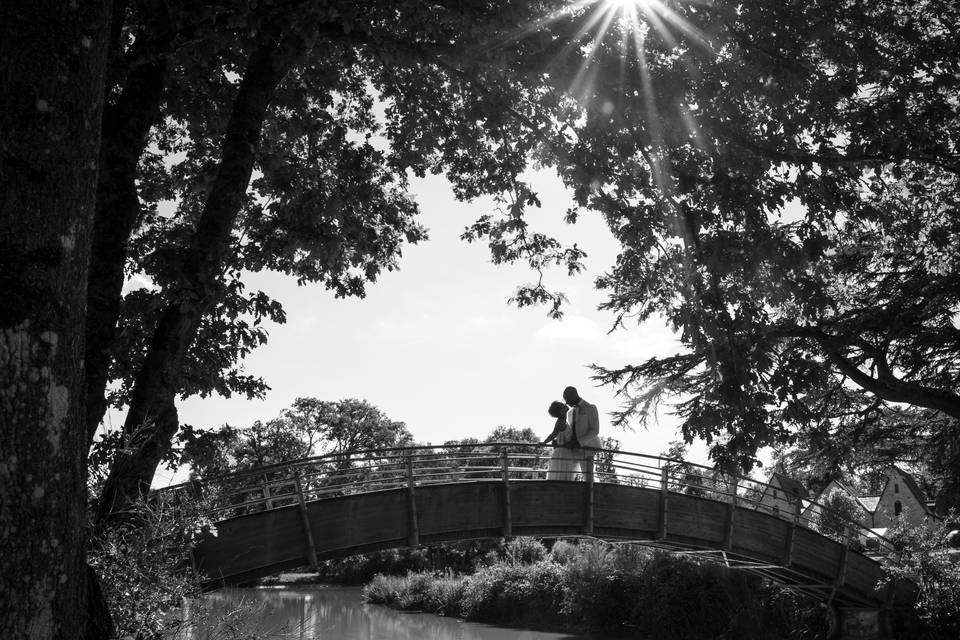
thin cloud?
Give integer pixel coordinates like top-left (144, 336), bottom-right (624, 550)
top-left (456, 313), bottom-right (512, 336)
top-left (536, 315), bottom-right (606, 341)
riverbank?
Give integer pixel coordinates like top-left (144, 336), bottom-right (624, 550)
top-left (360, 538), bottom-right (829, 640)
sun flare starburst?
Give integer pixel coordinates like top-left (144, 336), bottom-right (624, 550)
top-left (607, 0), bottom-right (654, 11)
top-left (510, 0), bottom-right (714, 198)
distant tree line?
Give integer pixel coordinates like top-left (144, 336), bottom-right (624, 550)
top-left (170, 399), bottom-right (619, 481)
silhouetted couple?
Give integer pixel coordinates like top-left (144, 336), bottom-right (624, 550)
top-left (543, 386), bottom-right (600, 481)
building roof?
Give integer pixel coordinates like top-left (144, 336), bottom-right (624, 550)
top-left (888, 466), bottom-right (935, 516)
top-left (773, 473), bottom-right (810, 499)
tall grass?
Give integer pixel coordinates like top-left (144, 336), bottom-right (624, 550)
top-left (362, 538), bottom-right (829, 639)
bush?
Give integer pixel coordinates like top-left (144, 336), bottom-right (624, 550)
top-left (88, 492), bottom-right (216, 639)
top-left (364, 561), bottom-right (566, 627)
top-left (547, 539), bottom-right (578, 565)
top-left (425, 571), bottom-right (468, 616)
top-left (883, 513), bottom-right (960, 637)
top-left (757, 584), bottom-right (831, 640)
top-left (362, 570), bottom-right (467, 617)
top-left (363, 539), bottom-right (828, 639)
top-left (394, 572), bottom-right (436, 610)
top-left (461, 561), bottom-right (566, 627)
top-left (362, 573), bottom-right (409, 607)
top-left (561, 541), bottom-right (648, 630)
top-left (502, 536), bottom-right (547, 565)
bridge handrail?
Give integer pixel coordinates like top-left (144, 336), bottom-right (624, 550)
top-left (157, 442), bottom-right (893, 554)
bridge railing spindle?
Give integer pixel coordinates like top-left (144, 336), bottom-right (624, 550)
top-left (261, 474), bottom-right (274, 511)
top-left (294, 470), bottom-right (319, 568)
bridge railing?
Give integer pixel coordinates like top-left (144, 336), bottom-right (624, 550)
top-left (160, 443), bottom-right (894, 555)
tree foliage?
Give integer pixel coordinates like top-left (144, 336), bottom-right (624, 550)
top-left (90, 0), bottom-right (588, 519)
top-left (88, 493), bottom-right (217, 639)
top-left (182, 397), bottom-right (412, 477)
top-left (458, 0), bottom-right (960, 493)
top-left (813, 490), bottom-right (865, 542)
top-left (883, 512), bottom-right (960, 636)
top-left (77, 0), bottom-right (960, 521)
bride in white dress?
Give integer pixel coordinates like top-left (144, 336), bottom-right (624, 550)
top-left (543, 400), bottom-right (577, 480)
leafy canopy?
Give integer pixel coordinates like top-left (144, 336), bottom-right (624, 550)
top-left (477, 0), bottom-right (960, 476)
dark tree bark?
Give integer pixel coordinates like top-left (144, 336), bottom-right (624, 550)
top-left (821, 342), bottom-right (960, 424)
top-left (85, 28), bottom-right (172, 445)
top-left (0, 0), bottom-right (112, 637)
top-left (96, 26), bottom-right (315, 523)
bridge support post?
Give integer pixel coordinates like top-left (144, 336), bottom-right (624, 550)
top-left (783, 496), bottom-right (801, 566)
top-left (293, 471), bottom-right (318, 569)
top-left (406, 454), bottom-right (419, 547)
top-left (723, 476), bottom-right (738, 551)
top-left (500, 451), bottom-right (512, 537)
top-left (657, 466), bottom-right (668, 539)
top-left (584, 456), bottom-right (594, 535)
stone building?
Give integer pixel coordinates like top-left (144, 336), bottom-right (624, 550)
top-left (869, 465), bottom-right (937, 528)
top-left (801, 466), bottom-right (938, 530)
top-left (757, 465), bottom-right (809, 520)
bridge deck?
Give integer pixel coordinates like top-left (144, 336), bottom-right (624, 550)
top-left (191, 476), bottom-right (912, 609)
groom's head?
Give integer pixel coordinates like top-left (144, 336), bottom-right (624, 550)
top-left (563, 386), bottom-right (580, 406)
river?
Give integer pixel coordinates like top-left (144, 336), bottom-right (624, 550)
top-left (178, 585), bottom-right (613, 640)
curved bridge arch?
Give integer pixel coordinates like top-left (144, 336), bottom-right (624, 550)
top-left (171, 445), bottom-right (915, 610)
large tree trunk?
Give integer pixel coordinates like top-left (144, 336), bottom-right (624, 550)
top-left (0, 1), bottom-right (111, 637)
top-left (96, 27), bottom-right (315, 523)
top-left (85, 33), bottom-right (171, 445)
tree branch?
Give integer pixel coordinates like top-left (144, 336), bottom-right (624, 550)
top-left (96, 23), bottom-right (316, 523)
top-left (86, 21), bottom-right (172, 445)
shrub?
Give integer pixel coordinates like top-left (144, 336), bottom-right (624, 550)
top-left (425, 570), bottom-right (468, 616)
top-left (629, 553), bottom-right (767, 639)
top-left (362, 570), bottom-right (467, 616)
top-left (502, 536), bottom-right (547, 565)
top-left (883, 512), bottom-right (960, 637)
top-left (547, 540), bottom-right (578, 565)
top-left (561, 541), bottom-right (648, 630)
top-left (363, 538), bottom-right (828, 639)
top-left (460, 561), bottom-right (566, 626)
top-left (362, 573), bottom-right (408, 607)
top-left (395, 572), bottom-right (436, 610)
top-left (88, 491), bottom-right (217, 639)
top-left (757, 584), bottom-right (831, 640)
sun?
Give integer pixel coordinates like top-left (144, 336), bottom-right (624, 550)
top-left (605, 0), bottom-right (661, 20)
top-left (518, 0), bottom-right (709, 104)
top-left (607, 0), bottom-right (654, 9)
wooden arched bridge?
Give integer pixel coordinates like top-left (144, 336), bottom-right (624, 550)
top-left (162, 444), bottom-right (916, 611)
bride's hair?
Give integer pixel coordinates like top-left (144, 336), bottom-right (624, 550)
top-left (547, 401), bottom-right (567, 419)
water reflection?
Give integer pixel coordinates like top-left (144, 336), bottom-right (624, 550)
top-left (181, 586), bottom-right (601, 640)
